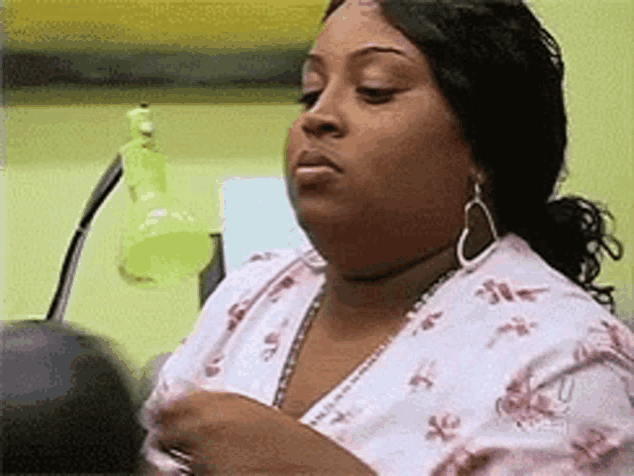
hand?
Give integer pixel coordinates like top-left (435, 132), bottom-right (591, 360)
top-left (150, 390), bottom-right (376, 476)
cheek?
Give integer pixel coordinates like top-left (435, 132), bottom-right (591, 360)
top-left (358, 103), bottom-right (472, 212)
top-left (373, 118), bottom-right (464, 184)
top-left (283, 121), bottom-right (303, 207)
top-left (284, 121), bottom-right (301, 169)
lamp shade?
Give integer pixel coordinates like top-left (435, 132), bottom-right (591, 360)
top-left (118, 104), bottom-right (213, 288)
top-left (118, 186), bottom-right (214, 288)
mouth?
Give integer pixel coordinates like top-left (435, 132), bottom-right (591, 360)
top-left (295, 149), bottom-right (342, 174)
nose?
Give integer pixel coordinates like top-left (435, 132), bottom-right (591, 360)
top-left (300, 106), bottom-right (344, 138)
top-left (301, 115), bottom-right (343, 138)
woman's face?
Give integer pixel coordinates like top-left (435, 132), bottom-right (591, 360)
top-left (285, 0), bottom-right (475, 269)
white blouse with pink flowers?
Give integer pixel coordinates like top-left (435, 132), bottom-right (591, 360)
top-left (141, 233), bottom-right (634, 475)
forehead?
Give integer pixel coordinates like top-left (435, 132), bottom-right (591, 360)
top-left (308, 0), bottom-right (424, 63)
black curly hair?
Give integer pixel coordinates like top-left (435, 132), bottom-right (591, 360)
top-left (316, 0), bottom-right (623, 314)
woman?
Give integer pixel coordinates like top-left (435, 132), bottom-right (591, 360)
top-left (141, 1), bottom-right (633, 474)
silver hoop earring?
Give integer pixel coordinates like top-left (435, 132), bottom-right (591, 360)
top-left (300, 248), bottom-right (328, 271)
top-left (457, 183), bottom-right (499, 269)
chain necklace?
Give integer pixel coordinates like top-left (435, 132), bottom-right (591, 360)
top-left (272, 266), bottom-right (459, 411)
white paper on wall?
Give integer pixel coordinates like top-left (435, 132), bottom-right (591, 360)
top-left (222, 177), bottom-right (311, 272)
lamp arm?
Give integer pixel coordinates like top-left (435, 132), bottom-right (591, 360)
top-left (45, 154), bottom-right (124, 322)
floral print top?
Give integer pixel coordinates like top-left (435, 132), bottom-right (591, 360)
top-left (141, 233), bottom-right (634, 475)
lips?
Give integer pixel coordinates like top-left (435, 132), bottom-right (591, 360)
top-left (295, 149), bottom-right (342, 173)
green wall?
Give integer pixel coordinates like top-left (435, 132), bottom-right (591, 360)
top-left (3, 93), bottom-right (300, 380)
top-left (2, 1), bottom-right (633, 378)
top-left (531, 0), bottom-right (633, 318)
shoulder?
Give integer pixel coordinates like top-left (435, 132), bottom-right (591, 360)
top-left (180, 248), bottom-right (306, 354)
top-left (199, 248), bottom-right (300, 315)
top-left (449, 233), bottom-right (630, 366)
top-left (472, 233), bottom-right (614, 324)
top-left (473, 233), bottom-right (634, 389)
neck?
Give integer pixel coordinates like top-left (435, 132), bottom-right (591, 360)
top-left (319, 243), bottom-right (459, 339)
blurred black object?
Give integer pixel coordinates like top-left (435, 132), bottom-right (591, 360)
top-left (0, 320), bottom-right (146, 474)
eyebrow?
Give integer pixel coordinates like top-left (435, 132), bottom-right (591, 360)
top-left (302, 45), bottom-right (411, 68)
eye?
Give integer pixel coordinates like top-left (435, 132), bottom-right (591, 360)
top-left (297, 91), bottom-right (320, 108)
top-left (297, 88), bottom-right (398, 109)
top-left (358, 88), bottom-right (398, 104)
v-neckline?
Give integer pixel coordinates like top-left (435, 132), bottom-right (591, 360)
top-left (272, 265), bottom-right (461, 423)
top-left (277, 307), bottom-right (402, 420)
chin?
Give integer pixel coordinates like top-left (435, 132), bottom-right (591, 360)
top-left (295, 197), bottom-right (352, 226)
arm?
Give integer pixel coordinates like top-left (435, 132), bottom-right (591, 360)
top-left (149, 391), bottom-right (377, 476)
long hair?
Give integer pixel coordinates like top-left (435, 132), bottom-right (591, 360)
top-left (319, 0), bottom-right (623, 314)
